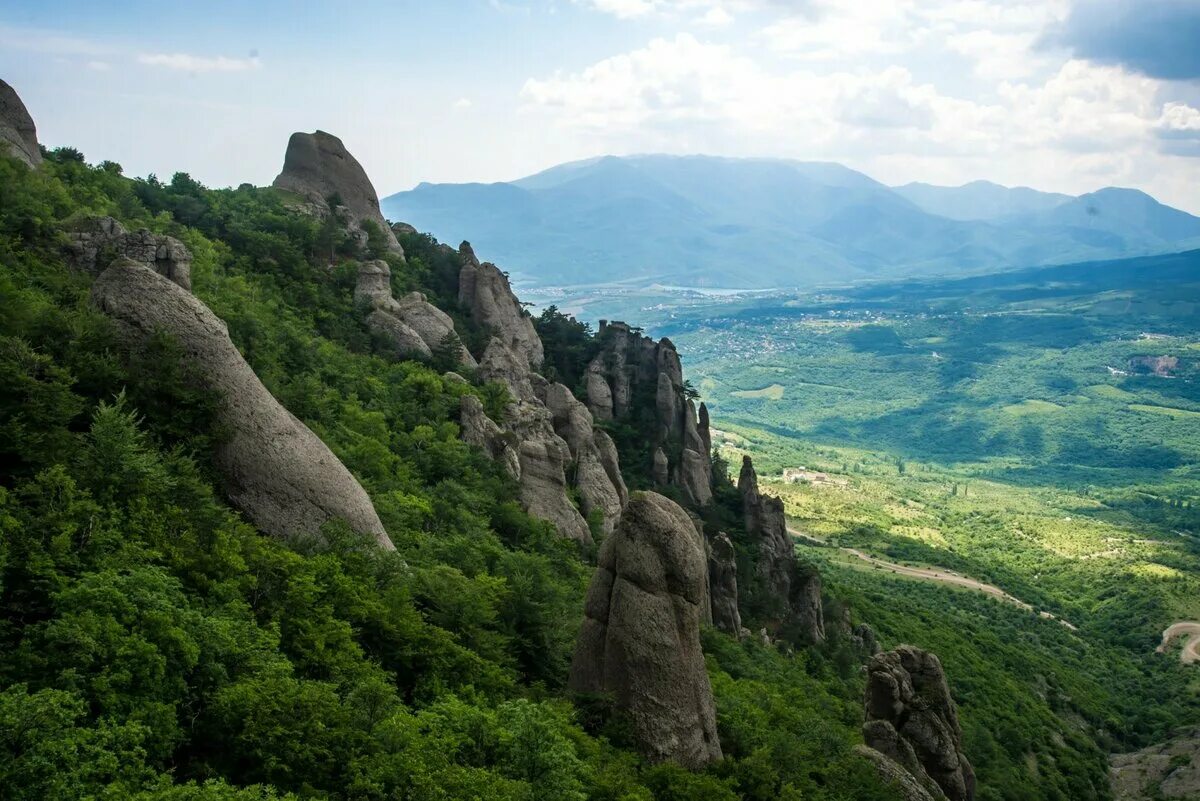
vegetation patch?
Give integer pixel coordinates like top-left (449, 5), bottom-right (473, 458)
top-left (731, 383), bottom-right (785, 400)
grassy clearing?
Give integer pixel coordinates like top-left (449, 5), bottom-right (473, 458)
top-left (732, 383), bottom-right (785, 400)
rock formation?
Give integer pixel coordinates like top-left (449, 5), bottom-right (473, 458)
top-left (91, 258), bottom-right (392, 549)
top-left (272, 130), bottom-right (402, 256)
top-left (459, 395), bottom-right (520, 479)
top-left (0, 79), bottom-right (41, 168)
top-left (1111, 728), bottom-right (1200, 800)
top-left (585, 321), bottom-right (712, 506)
top-left (354, 260), bottom-right (475, 367)
top-left (458, 242), bottom-right (543, 368)
top-left (542, 381), bottom-right (626, 536)
top-left (862, 646), bottom-right (975, 801)
top-left (708, 532), bottom-right (742, 636)
top-left (569, 492), bottom-right (723, 769)
top-left (66, 216), bottom-right (193, 290)
top-left (739, 455), bottom-right (825, 643)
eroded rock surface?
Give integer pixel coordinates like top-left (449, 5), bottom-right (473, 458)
top-left (709, 532), bottom-right (742, 637)
top-left (91, 258), bottom-right (391, 549)
top-left (1111, 728), bottom-right (1200, 800)
top-left (355, 260), bottom-right (475, 366)
top-left (586, 321), bottom-right (712, 506)
top-left (66, 216), bottom-right (192, 290)
top-left (863, 646), bottom-right (975, 801)
top-left (0, 79), bottom-right (41, 168)
top-left (458, 242), bottom-right (542, 368)
top-left (272, 130), bottom-right (402, 256)
top-left (569, 492), bottom-right (723, 769)
top-left (739, 455), bottom-right (826, 643)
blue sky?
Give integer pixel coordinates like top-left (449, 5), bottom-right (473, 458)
top-left (3, 0), bottom-right (1199, 212)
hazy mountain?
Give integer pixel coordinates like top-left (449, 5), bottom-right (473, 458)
top-left (382, 155), bottom-right (1200, 289)
top-left (893, 180), bottom-right (1072, 220)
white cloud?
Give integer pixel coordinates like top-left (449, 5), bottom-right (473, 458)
top-left (137, 52), bottom-right (261, 73)
top-left (696, 7), bottom-right (733, 26)
top-left (454, 97), bottom-right (473, 109)
top-left (1158, 102), bottom-right (1200, 133)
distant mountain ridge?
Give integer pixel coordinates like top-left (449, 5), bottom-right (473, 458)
top-left (382, 154), bottom-right (1200, 289)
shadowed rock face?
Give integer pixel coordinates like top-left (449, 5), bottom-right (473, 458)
top-left (739, 454), bottom-right (825, 643)
top-left (457, 242), bottom-right (543, 368)
top-left (570, 492), bottom-right (723, 769)
top-left (586, 320), bottom-right (712, 507)
top-left (863, 646), bottom-right (975, 801)
top-left (66, 216), bottom-right (192, 290)
top-left (709, 532), bottom-right (742, 636)
top-left (91, 258), bottom-right (392, 549)
top-left (0, 79), bottom-right (41, 168)
top-left (272, 130), bottom-right (402, 256)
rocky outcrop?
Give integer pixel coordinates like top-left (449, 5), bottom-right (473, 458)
top-left (458, 242), bottom-right (542, 368)
top-left (863, 646), bottom-right (975, 801)
top-left (459, 395), bottom-right (520, 479)
top-left (0, 79), bottom-right (41, 168)
top-left (91, 258), bottom-right (392, 549)
top-left (709, 533), bottom-right (742, 637)
top-left (570, 492), bottom-right (723, 769)
top-left (516, 435), bottom-right (592, 545)
top-left (739, 455), bottom-right (825, 643)
top-left (66, 216), bottom-right (192, 290)
top-left (585, 321), bottom-right (712, 506)
top-left (1111, 728), bottom-right (1200, 800)
top-left (355, 260), bottom-right (475, 366)
top-left (855, 746), bottom-right (940, 801)
top-left (272, 130), bottom-right (402, 257)
top-left (542, 382), bottom-right (625, 536)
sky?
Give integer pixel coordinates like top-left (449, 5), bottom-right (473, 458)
top-left (2, 0), bottom-right (1199, 212)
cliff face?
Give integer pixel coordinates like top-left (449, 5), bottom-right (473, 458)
top-left (585, 321), bottom-right (712, 506)
top-left (91, 258), bottom-right (392, 549)
top-left (272, 130), bottom-right (403, 257)
top-left (862, 646), bottom-right (976, 801)
top-left (569, 492), bottom-right (723, 769)
top-left (0, 78), bottom-right (41, 168)
top-left (738, 455), bottom-right (825, 643)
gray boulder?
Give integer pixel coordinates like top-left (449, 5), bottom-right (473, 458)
top-left (355, 260), bottom-right (475, 367)
top-left (272, 130), bottom-right (402, 256)
top-left (366, 309), bottom-right (431, 360)
top-left (653, 447), bottom-right (670, 486)
top-left (863, 646), bottom-right (975, 801)
top-left (709, 532), bottom-right (742, 636)
top-left (0, 79), bottom-right (41, 168)
top-left (855, 745), bottom-right (940, 801)
top-left (458, 242), bottom-right (543, 368)
top-left (66, 216), bottom-right (192, 290)
top-left (517, 436), bottom-right (592, 545)
top-left (790, 564), bottom-right (826, 644)
top-left (570, 492), bottom-right (723, 769)
top-left (91, 258), bottom-right (392, 549)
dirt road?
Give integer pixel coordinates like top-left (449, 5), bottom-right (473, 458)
top-left (1157, 622), bottom-right (1200, 663)
top-left (790, 527), bottom-right (1077, 631)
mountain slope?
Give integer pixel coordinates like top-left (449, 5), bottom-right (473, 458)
top-left (383, 155), bottom-right (1200, 289)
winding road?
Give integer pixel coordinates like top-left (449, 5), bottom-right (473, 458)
top-left (1157, 622), bottom-right (1200, 664)
top-left (790, 527), bottom-right (1077, 631)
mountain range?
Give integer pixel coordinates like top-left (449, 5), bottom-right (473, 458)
top-left (381, 155), bottom-right (1200, 289)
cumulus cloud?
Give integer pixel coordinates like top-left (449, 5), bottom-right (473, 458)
top-left (1050, 0), bottom-right (1200, 80)
top-left (1156, 101), bottom-right (1200, 155)
top-left (137, 52), bottom-right (262, 73)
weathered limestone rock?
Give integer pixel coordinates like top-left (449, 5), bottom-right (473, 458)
top-left (459, 395), bottom-right (520, 479)
top-left (570, 492), bottom-right (723, 769)
top-left (543, 382), bottom-right (624, 536)
top-left (709, 533), bottom-right (742, 636)
top-left (355, 260), bottom-right (475, 367)
top-left (66, 216), bottom-right (192, 290)
top-left (789, 564), bottom-right (826, 644)
top-left (653, 447), bottom-right (670, 486)
top-left (458, 242), bottom-right (543, 368)
top-left (855, 623), bottom-right (881, 655)
top-left (517, 436), bottom-right (592, 545)
top-left (91, 259), bottom-right (391, 549)
top-left (0, 79), bottom-right (41, 168)
top-left (479, 337), bottom-right (537, 403)
top-left (739, 455), bottom-right (825, 643)
top-left (1111, 728), bottom-right (1200, 800)
top-left (272, 130), bottom-right (402, 256)
top-left (391, 221), bottom-right (418, 237)
top-left (594, 430), bottom-right (629, 507)
top-left (586, 321), bottom-right (710, 506)
top-left (863, 646), bottom-right (975, 801)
